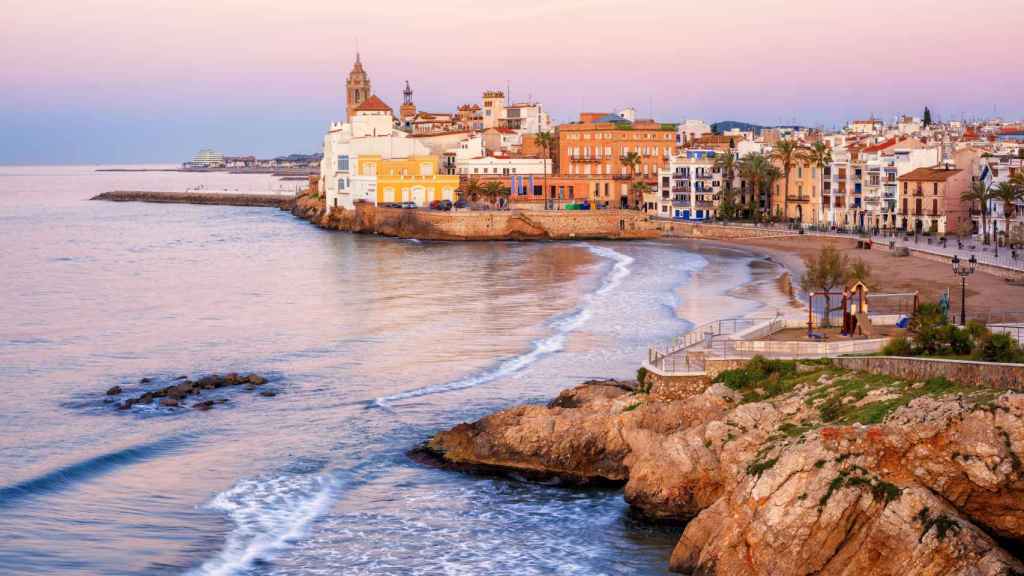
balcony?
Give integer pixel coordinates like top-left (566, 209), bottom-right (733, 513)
top-left (786, 195), bottom-right (812, 202)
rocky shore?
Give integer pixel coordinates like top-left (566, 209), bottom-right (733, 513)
top-left (418, 361), bottom-right (1024, 575)
top-left (288, 192), bottom-right (658, 241)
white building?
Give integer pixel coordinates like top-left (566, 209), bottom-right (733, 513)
top-left (676, 119), bottom-right (712, 146)
top-left (655, 149), bottom-right (722, 221)
top-left (455, 155), bottom-right (550, 178)
top-left (481, 90), bottom-right (551, 134)
top-left (187, 149), bottom-right (225, 168)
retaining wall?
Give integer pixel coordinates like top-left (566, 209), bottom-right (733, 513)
top-left (657, 221), bottom-right (798, 240)
top-left (834, 356), bottom-right (1024, 390)
top-left (304, 199), bottom-right (658, 240)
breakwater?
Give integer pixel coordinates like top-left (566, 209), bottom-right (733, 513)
top-left (91, 190), bottom-right (293, 208)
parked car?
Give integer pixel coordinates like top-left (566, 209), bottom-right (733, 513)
top-left (400, 202), bottom-right (417, 209)
top-left (381, 202), bottom-right (402, 208)
top-left (429, 199), bottom-right (453, 211)
top-left (454, 199), bottom-right (468, 210)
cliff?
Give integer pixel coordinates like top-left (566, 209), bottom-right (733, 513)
top-left (418, 361), bottom-right (1024, 575)
top-left (288, 193), bottom-right (659, 241)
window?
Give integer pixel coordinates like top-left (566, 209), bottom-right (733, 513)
top-left (933, 183), bottom-right (939, 195)
top-left (420, 163), bottom-right (432, 176)
top-left (338, 155), bottom-right (349, 172)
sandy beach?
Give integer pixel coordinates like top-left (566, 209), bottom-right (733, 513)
top-left (704, 235), bottom-right (1024, 320)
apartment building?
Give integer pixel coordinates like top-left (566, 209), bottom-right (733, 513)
top-left (655, 149), bottom-right (723, 221)
top-left (558, 113), bottom-right (676, 208)
top-left (896, 166), bottom-right (971, 235)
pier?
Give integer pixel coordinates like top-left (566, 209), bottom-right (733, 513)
top-left (90, 191), bottom-right (294, 209)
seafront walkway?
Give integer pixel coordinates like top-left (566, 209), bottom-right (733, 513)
top-left (679, 219), bottom-right (1024, 273)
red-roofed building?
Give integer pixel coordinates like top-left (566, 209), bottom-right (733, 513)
top-left (897, 165), bottom-right (971, 234)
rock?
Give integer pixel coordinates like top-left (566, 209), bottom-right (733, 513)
top-left (193, 400), bottom-right (215, 411)
top-left (245, 374), bottom-right (267, 385)
top-left (105, 386), bottom-right (122, 396)
top-left (159, 398), bottom-right (178, 407)
top-left (139, 377), bottom-right (151, 384)
top-left (421, 368), bottom-right (1024, 575)
top-left (174, 375), bottom-right (187, 381)
top-left (259, 390), bottom-right (277, 397)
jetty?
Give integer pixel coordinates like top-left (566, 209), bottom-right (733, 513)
top-left (90, 191), bottom-right (294, 208)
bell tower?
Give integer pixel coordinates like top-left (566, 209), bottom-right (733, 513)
top-left (346, 53), bottom-right (371, 122)
top-left (399, 80), bottom-right (417, 124)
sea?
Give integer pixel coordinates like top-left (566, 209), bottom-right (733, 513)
top-left (0, 165), bottom-right (792, 575)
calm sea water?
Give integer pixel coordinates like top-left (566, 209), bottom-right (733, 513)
top-left (0, 165), bottom-right (779, 575)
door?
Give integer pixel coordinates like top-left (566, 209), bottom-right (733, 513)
top-left (411, 187), bottom-right (427, 206)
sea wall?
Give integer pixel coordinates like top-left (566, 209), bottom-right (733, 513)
top-left (834, 356), bottom-right (1024, 390)
top-left (656, 221), bottom-right (798, 240)
top-left (92, 191), bottom-right (291, 208)
top-left (292, 194), bottom-right (659, 241)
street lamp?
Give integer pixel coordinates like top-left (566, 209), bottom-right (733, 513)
top-left (951, 254), bottom-right (977, 326)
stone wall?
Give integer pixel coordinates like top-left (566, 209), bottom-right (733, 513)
top-left (657, 221), bottom-right (798, 240)
top-left (646, 371), bottom-right (710, 401)
top-left (834, 356), bottom-right (1024, 390)
top-left (294, 195), bottom-right (659, 241)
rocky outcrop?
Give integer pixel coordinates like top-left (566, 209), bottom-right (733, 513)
top-left (421, 363), bottom-right (1024, 575)
top-left (106, 373), bottom-right (274, 411)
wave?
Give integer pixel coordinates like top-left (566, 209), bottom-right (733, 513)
top-left (0, 435), bottom-right (188, 508)
top-left (187, 473), bottom-right (333, 576)
top-left (372, 243), bottom-right (633, 408)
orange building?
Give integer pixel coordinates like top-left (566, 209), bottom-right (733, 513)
top-left (557, 113), bottom-right (677, 208)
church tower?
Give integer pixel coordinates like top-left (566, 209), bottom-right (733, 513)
top-left (399, 80), bottom-right (417, 126)
top-left (346, 53), bottom-right (371, 122)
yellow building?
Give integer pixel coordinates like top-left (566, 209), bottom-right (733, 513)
top-left (355, 154), bottom-right (459, 206)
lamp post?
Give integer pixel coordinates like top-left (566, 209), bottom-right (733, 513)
top-left (951, 254), bottom-right (977, 326)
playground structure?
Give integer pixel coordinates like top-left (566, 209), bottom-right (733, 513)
top-left (806, 283), bottom-right (918, 340)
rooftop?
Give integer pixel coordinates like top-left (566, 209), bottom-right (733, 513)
top-left (898, 166), bottom-right (964, 182)
top-left (354, 95), bottom-right (392, 113)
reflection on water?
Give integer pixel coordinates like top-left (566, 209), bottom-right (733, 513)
top-left (0, 166), bottom-right (781, 575)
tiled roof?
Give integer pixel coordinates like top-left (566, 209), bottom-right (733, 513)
top-left (862, 138), bottom-right (898, 154)
top-left (898, 166), bottom-right (963, 182)
top-left (354, 95), bottom-right (392, 112)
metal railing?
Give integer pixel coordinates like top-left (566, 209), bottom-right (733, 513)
top-left (704, 337), bottom-right (889, 360)
top-left (990, 324), bottom-right (1024, 343)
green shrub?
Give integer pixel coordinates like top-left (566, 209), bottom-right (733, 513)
top-left (882, 336), bottom-right (913, 356)
top-left (714, 356), bottom-right (797, 397)
top-left (964, 320), bottom-right (990, 341)
top-left (908, 303), bottom-right (950, 355)
top-left (972, 333), bottom-right (1024, 363)
top-left (942, 325), bottom-right (974, 356)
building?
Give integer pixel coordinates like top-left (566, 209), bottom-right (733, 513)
top-left (399, 81), bottom-right (416, 125)
top-left (896, 166), bottom-right (971, 235)
top-left (481, 90), bottom-right (551, 134)
top-left (558, 113), bottom-right (676, 208)
top-left (656, 149), bottom-right (723, 220)
top-left (355, 154), bottom-right (459, 206)
top-left (772, 155), bottom-right (823, 225)
top-left (187, 149), bottom-right (225, 168)
top-left (346, 53), bottom-right (371, 122)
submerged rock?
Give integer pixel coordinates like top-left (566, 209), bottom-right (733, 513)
top-left (105, 372), bottom-right (275, 411)
top-left (421, 364), bottom-right (1024, 574)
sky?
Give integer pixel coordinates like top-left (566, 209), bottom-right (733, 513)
top-left (1, 0), bottom-right (1022, 164)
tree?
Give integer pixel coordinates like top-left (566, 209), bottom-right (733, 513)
top-left (771, 139), bottom-right (801, 222)
top-left (923, 107), bottom-right (932, 127)
top-left (963, 180), bottom-right (996, 244)
top-left (459, 177), bottom-right (482, 203)
top-left (480, 180), bottom-right (508, 208)
top-left (801, 141), bottom-right (833, 224)
top-left (993, 181), bottom-right (1023, 221)
top-left (534, 131), bottom-right (555, 209)
top-left (713, 151), bottom-right (739, 220)
top-left (621, 151), bottom-right (642, 209)
top-left (630, 181), bottom-right (652, 211)
top-left (738, 152), bottom-right (773, 220)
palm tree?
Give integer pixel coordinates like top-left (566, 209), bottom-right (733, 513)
top-left (739, 152), bottom-right (772, 220)
top-left (534, 131), bottom-right (555, 209)
top-left (630, 181), bottom-right (652, 211)
top-left (963, 180), bottom-right (996, 244)
top-left (764, 164), bottom-right (783, 221)
top-left (621, 151), bottom-right (642, 209)
top-left (771, 139), bottom-right (801, 222)
top-left (800, 141), bottom-right (832, 226)
top-left (480, 180), bottom-right (507, 208)
top-left (459, 177), bottom-right (482, 203)
top-left (993, 181), bottom-right (1022, 218)
top-left (713, 152), bottom-right (738, 219)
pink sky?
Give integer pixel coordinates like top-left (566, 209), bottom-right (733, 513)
top-left (2, 0), bottom-right (1022, 162)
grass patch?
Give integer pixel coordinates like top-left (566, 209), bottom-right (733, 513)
top-left (915, 507), bottom-right (961, 542)
top-left (818, 466), bottom-right (902, 510)
top-left (746, 456), bottom-right (779, 478)
top-left (623, 401), bottom-right (641, 412)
